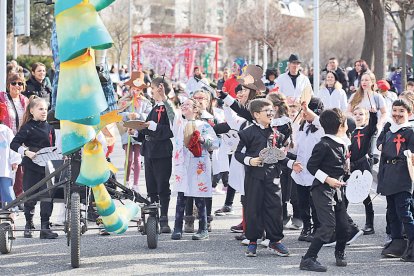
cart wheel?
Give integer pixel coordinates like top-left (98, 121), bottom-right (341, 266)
top-left (70, 192), bottom-right (81, 268)
top-left (146, 216), bottom-right (158, 249)
top-left (0, 223), bottom-right (13, 254)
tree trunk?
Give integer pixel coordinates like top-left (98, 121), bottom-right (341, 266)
top-left (358, 0), bottom-right (375, 68)
top-left (372, 0), bottom-right (385, 78)
top-left (269, 47), bottom-right (274, 67)
top-left (400, 11), bottom-right (407, 92)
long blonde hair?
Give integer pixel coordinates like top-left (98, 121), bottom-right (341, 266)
top-left (22, 96), bottom-right (47, 126)
top-left (349, 72), bottom-right (376, 110)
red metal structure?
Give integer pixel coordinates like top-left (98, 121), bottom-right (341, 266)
top-left (131, 33), bottom-right (222, 80)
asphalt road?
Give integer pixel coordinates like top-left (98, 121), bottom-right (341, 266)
top-left (0, 137), bottom-right (412, 275)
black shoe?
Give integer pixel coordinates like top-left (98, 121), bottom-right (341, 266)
top-left (24, 222), bottom-right (33, 238)
top-left (298, 227), bottom-right (311, 242)
top-left (401, 240), bottom-right (414, 262)
top-left (171, 228), bottom-right (183, 240)
top-left (382, 239), bottom-right (407, 258)
top-left (40, 229), bottom-right (58, 239)
top-left (159, 216), bottom-right (171, 234)
top-left (362, 224), bottom-right (375, 235)
top-left (40, 222), bottom-right (58, 239)
top-left (299, 256), bottom-right (327, 272)
top-left (335, 251), bottom-right (347, 267)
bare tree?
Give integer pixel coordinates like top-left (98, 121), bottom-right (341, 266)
top-left (386, 0), bottom-right (414, 91)
top-left (325, 0), bottom-right (386, 78)
top-left (100, 0), bottom-right (149, 69)
top-left (225, 4), bottom-right (312, 68)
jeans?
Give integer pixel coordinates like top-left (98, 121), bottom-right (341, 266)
top-left (386, 191), bottom-right (414, 241)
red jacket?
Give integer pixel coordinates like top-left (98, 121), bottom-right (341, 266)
top-left (223, 75), bottom-right (239, 98)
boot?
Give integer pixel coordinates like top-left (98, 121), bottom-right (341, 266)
top-left (335, 251), bottom-right (347, 267)
top-left (40, 221), bottom-right (58, 239)
top-left (382, 238), bottom-right (407, 258)
top-left (159, 216), bottom-right (171, 234)
top-left (207, 215), bottom-right (213, 232)
top-left (24, 221), bottom-right (34, 238)
top-left (401, 240), bottom-right (414, 262)
top-left (192, 218), bottom-right (209, 240)
top-left (362, 212), bottom-right (375, 235)
top-left (184, 216), bottom-right (195, 233)
top-left (298, 225), bottom-right (312, 242)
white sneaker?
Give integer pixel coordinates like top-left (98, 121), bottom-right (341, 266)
top-left (347, 229), bottom-right (363, 245)
top-left (260, 239), bottom-right (270, 247)
top-left (241, 238), bottom-right (250, 246)
top-left (323, 240), bottom-right (337, 247)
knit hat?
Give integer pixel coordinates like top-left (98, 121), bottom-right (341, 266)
top-left (308, 97), bottom-right (324, 116)
top-left (234, 57), bottom-right (247, 75)
top-left (377, 79), bottom-right (391, 91)
top-left (0, 102), bottom-right (7, 122)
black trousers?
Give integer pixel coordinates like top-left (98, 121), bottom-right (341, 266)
top-left (244, 174), bottom-right (283, 242)
top-left (296, 184), bottom-right (320, 229)
top-left (144, 157), bottom-right (171, 216)
top-left (23, 167), bottom-right (53, 223)
top-left (311, 185), bottom-right (349, 252)
top-left (281, 167), bottom-right (300, 219)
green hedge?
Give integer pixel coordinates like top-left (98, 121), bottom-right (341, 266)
top-left (7, 54), bottom-right (53, 71)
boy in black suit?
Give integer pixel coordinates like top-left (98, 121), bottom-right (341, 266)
top-left (300, 108), bottom-right (350, 272)
top-left (378, 99), bottom-right (414, 262)
top-left (235, 98), bottom-right (302, 257)
top-left (137, 77), bottom-right (174, 233)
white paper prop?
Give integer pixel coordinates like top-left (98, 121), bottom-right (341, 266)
top-left (346, 170), bottom-right (372, 204)
top-left (300, 84), bottom-right (312, 105)
top-left (32, 147), bottom-right (63, 167)
top-left (404, 150), bottom-right (414, 182)
top-left (259, 147), bottom-right (286, 164)
top-left (222, 129), bottom-right (240, 153)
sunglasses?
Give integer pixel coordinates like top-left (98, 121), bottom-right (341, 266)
top-left (11, 82), bottom-right (24, 87)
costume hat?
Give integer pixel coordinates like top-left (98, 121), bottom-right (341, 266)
top-left (237, 65), bottom-right (266, 92)
top-left (124, 71), bottom-right (149, 90)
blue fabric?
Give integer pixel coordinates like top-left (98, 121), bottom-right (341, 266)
top-left (51, 22), bottom-right (60, 110)
top-left (0, 177), bottom-right (15, 204)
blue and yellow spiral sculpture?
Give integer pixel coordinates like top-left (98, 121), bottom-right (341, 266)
top-left (55, 0), bottom-right (139, 233)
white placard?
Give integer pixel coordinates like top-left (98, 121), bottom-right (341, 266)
top-left (32, 147), bottom-right (63, 167)
top-left (14, 0), bottom-right (30, 37)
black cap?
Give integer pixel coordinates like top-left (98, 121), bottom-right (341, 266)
top-left (288, 54), bottom-right (301, 63)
